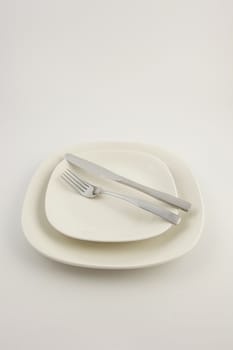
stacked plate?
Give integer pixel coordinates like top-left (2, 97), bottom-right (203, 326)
top-left (22, 142), bottom-right (204, 269)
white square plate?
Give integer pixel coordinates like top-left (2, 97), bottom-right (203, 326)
top-left (45, 149), bottom-right (178, 242)
top-left (22, 142), bottom-right (204, 269)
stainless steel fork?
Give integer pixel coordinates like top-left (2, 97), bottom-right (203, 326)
top-left (61, 169), bottom-right (181, 225)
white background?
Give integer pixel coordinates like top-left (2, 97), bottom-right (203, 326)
top-left (1, 0), bottom-right (233, 349)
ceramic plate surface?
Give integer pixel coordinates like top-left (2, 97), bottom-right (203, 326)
top-left (22, 142), bottom-right (204, 269)
top-left (45, 149), bottom-right (178, 242)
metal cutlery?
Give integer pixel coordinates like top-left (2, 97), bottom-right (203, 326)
top-left (61, 168), bottom-right (181, 225)
top-left (65, 153), bottom-right (191, 211)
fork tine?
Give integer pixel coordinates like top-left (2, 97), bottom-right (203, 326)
top-left (66, 168), bottom-right (88, 186)
top-left (61, 173), bottom-right (81, 190)
top-left (64, 170), bottom-right (87, 191)
top-left (61, 174), bottom-right (78, 191)
top-left (65, 169), bottom-right (89, 189)
top-left (61, 173), bottom-right (83, 192)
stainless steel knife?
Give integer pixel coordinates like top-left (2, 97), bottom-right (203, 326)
top-left (65, 153), bottom-right (191, 211)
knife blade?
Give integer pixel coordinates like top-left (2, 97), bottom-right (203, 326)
top-left (65, 153), bottom-right (191, 211)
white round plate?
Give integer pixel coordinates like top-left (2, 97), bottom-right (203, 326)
top-left (22, 142), bottom-right (204, 270)
top-left (45, 149), bottom-right (178, 242)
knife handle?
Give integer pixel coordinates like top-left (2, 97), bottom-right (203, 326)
top-left (103, 191), bottom-right (181, 225)
top-left (118, 178), bottom-right (191, 211)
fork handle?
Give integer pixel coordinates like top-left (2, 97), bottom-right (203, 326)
top-left (102, 191), bottom-right (181, 225)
